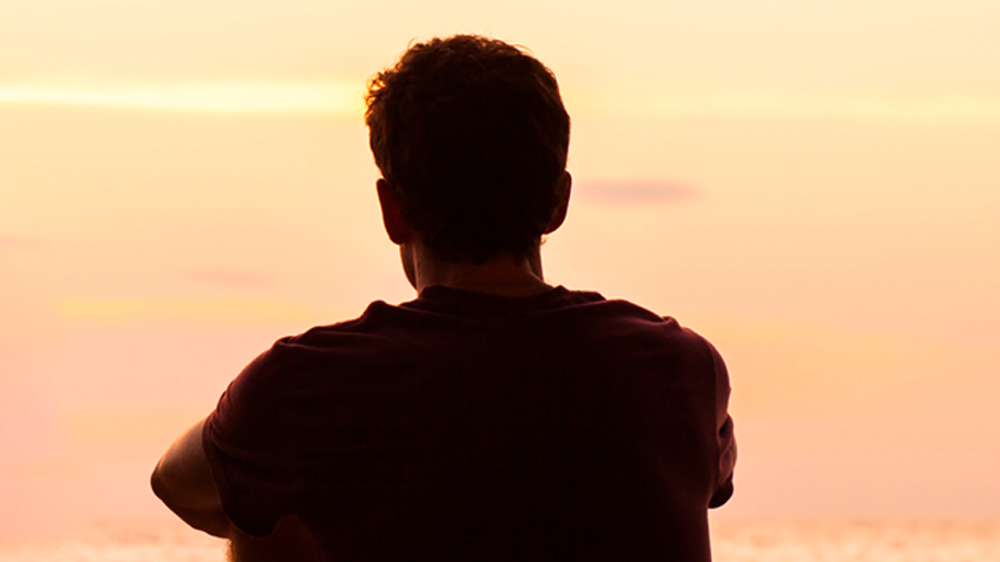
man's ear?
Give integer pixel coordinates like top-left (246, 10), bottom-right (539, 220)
top-left (544, 171), bottom-right (572, 234)
top-left (376, 179), bottom-right (413, 245)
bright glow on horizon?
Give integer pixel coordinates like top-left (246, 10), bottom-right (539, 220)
top-left (0, 81), bottom-right (364, 116)
top-left (3, 82), bottom-right (999, 123)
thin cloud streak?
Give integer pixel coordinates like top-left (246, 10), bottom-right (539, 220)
top-left (0, 233), bottom-right (45, 250)
top-left (569, 91), bottom-right (1000, 122)
top-left (55, 297), bottom-right (329, 324)
top-left (186, 269), bottom-right (271, 289)
top-left (0, 81), bottom-right (364, 115)
top-left (573, 181), bottom-right (698, 205)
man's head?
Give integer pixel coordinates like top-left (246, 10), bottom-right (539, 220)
top-left (366, 35), bottom-right (571, 265)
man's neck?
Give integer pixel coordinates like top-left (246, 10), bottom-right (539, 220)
top-left (405, 244), bottom-right (553, 298)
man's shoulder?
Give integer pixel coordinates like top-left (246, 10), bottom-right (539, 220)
top-left (262, 288), bottom-right (712, 364)
top-left (565, 293), bottom-right (706, 341)
top-left (275, 300), bottom-right (400, 346)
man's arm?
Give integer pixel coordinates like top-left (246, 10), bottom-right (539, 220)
top-left (151, 418), bottom-right (232, 537)
top-left (151, 418), bottom-right (323, 561)
top-left (709, 343), bottom-right (736, 508)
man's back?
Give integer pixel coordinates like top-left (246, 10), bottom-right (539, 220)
top-left (204, 286), bottom-right (734, 561)
top-left (152, 35), bottom-right (735, 561)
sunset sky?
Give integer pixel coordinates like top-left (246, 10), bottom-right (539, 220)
top-left (2, 0), bottom-right (999, 541)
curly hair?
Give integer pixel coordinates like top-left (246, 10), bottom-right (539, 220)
top-left (365, 35), bottom-right (570, 264)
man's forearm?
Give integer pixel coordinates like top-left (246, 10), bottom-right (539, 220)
top-left (153, 420), bottom-right (321, 559)
top-left (151, 418), bottom-right (232, 537)
top-left (153, 496), bottom-right (234, 539)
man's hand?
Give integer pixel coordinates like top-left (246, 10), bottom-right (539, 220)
top-left (151, 418), bottom-right (232, 538)
top-left (228, 515), bottom-right (323, 562)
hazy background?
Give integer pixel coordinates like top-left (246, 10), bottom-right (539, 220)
top-left (2, 0), bottom-right (998, 541)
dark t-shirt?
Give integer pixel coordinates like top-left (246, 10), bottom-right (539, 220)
top-left (204, 286), bottom-right (735, 561)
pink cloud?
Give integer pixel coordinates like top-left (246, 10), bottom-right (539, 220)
top-left (185, 269), bottom-right (270, 288)
top-left (573, 180), bottom-right (699, 205)
top-left (0, 233), bottom-right (45, 250)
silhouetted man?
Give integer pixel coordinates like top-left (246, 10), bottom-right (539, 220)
top-left (152, 35), bottom-right (736, 562)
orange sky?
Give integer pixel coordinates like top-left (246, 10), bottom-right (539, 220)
top-left (1, 0), bottom-right (999, 540)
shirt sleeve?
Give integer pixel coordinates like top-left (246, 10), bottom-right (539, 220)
top-left (708, 342), bottom-right (736, 508)
top-left (202, 345), bottom-right (300, 536)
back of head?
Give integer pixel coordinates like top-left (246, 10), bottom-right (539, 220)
top-left (366, 35), bottom-right (570, 264)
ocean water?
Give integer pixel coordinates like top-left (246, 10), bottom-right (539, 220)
top-left (1, 519), bottom-right (998, 561)
top-left (710, 520), bottom-right (1000, 562)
